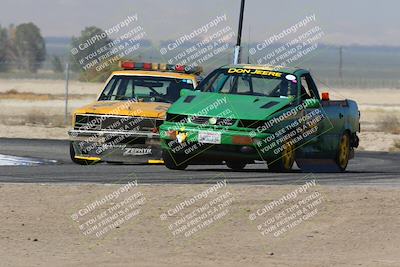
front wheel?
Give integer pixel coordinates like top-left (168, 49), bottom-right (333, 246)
top-left (267, 142), bottom-right (295, 172)
top-left (162, 151), bottom-right (188, 170)
top-left (69, 142), bottom-right (99, 165)
top-left (226, 160), bottom-right (247, 170)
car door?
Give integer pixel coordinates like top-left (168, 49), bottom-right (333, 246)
top-left (297, 73), bottom-right (325, 151)
top-left (300, 73), bottom-right (345, 156)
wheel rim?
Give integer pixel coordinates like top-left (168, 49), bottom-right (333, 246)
top-left (282, 143), bottom-right (295, 170)
top-left (338, 134), bottom-right (350, 169)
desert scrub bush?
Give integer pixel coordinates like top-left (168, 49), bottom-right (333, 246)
top-left (376, 115), bottom-right (400, 134)
top-left (389, 139), bottom-right (400, 152)
top-left (25, 110), bottom-right (68, 127)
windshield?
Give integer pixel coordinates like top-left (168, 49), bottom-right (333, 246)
top-left (197, 68), bottom-right (298, 98)
top-left (99, 75), bottom-right (195, 103)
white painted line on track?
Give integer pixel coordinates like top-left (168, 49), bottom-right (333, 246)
top-left (0, 154), bottom-right (56, 166)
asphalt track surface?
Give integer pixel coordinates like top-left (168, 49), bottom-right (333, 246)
top-left (0, 138), bottom-right (399, 186)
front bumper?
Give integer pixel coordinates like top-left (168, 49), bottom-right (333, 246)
top-left (159, 123), bottom-right (274, 161)
top-left (68, 129), bottom-right (162, 163)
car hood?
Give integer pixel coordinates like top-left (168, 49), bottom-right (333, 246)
top-left (168, 92), bottom-right (294, 120)
top-left (73, 101), bottom-right (170, 119)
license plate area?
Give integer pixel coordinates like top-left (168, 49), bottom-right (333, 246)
top-left (198, 131), bottom-right (221, 144)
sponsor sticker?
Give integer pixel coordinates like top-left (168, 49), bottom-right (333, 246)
top-left (123, 148), bottom-right (152, 156)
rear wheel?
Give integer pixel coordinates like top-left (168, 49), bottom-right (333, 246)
top-left (162, 151), bottom-right (188, 170)
top-left (335, 132), bottom-right (350, 172)
top-left (296, 132), bottom-right (351, 173)
top-left (226, 160), bottom-right (247, 170)
top-left (69, 142), bottom-right (99, 165)
top-left (267, 142), bottom-right (295, 172)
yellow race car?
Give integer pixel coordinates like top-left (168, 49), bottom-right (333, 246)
top-left (68, 61), bottom-right (202, 165)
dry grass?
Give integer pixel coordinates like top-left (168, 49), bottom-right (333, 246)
top-left (0, 109), bottom-right (71, 128)
top-left (25, 111), bottom-right (71, 127)
top-left (376, 115), bottom-right (400, 134)
top-left (0, 90), bottom-right (95, 101)
top-left (389, 139), bottom-right (400, 152)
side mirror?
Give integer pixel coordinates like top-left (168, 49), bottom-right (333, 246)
top-left (304, 98), bottom-right (320, 108)
top-left (321, 92), bottom-right (330, 101)
top-left (180, 89), bottom-right (192, 97)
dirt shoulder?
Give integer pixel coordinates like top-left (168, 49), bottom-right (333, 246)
top-left (0, 183), bottom-right (399, 267)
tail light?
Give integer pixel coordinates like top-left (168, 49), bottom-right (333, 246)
top-left (321, 92), bottom-right (330, 101)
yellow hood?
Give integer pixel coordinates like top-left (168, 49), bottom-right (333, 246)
top-left (74, 101), bottom-right (170, 119)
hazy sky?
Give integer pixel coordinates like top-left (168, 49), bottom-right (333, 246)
top-left (1, 0), bottom-right (399, 46)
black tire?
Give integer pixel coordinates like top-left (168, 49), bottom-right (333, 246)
top-left (162, 151), bottom-right (188, 170)
top-left (226, 160), bottom-right (246, 170)
top-left (267, 142), bottom-right (295, 172)
top-left (69, 142), bottom-right (99, 165)
top-left (334, 132), bottom-right (350, 172)
top-left (296, 132), bottom-right (351, 173)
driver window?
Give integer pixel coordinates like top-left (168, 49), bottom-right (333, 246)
top-left (202, 72), bottom-right (226, 92)
top-left (220, 76), bottom-right (235, 93)
top-left (165, 80), bottom-right (182, 102)
top-left (300, 75), bottom-right (313, 100)
top-left (101, 78), bottom-right (117, 100)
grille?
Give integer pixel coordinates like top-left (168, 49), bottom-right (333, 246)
top-left (190, 116), bottom-right (209, 124)
top-left (166, 113), bottom-right (187, 123)
top-left (239, 119), bottom-right (267, 129)
top-left (190, 116), bottom-right (236, 126)
top-left (74, 114), bottom-right (163, 132)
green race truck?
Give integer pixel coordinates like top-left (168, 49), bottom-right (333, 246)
top-left (160, 64), bottom-right (360, 172)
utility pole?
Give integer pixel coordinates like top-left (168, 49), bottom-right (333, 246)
top-left (339, 46), bottom-right (343, 79)
top-left (246, 25), bottom-right (251, 64)
top-left (64, 62), bottom-right (70, 125)
top-left (233, 0), bottom-right (246, 64)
